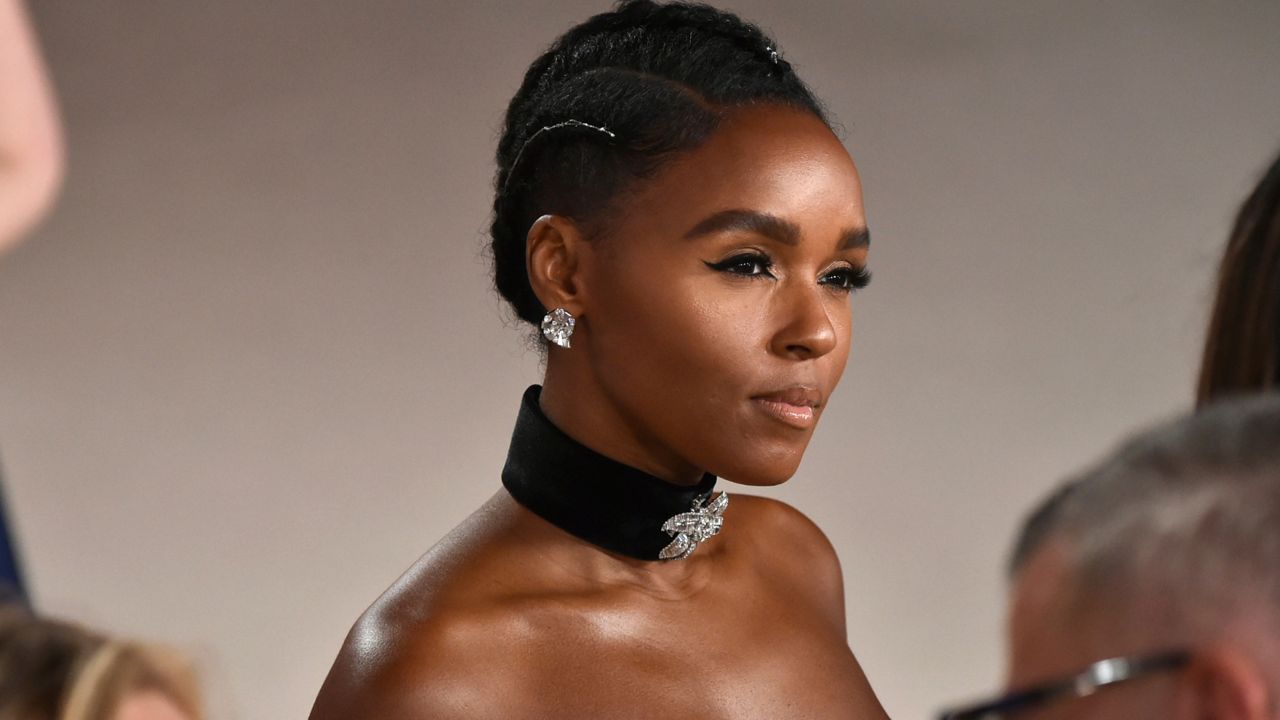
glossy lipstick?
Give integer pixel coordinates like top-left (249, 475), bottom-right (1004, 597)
top-left (751, 387), bottom-right (821, 430)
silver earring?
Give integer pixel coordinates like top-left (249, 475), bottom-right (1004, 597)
top-left (541, 308), bottom-right (575, 348)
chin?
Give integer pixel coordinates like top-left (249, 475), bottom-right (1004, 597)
top-left (725, 473), bottom-right (794, 487)
top-left (712, 447), bottom-right (806, 487)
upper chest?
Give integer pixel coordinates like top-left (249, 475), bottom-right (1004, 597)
top-left (505, 586), bottom-right (877, 720)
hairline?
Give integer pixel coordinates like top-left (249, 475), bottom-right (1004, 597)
top-left (1009, 396), bottom-right (1280, 653)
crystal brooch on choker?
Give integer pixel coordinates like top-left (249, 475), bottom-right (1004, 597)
top-left (659, 491), bottom-right (729, 560)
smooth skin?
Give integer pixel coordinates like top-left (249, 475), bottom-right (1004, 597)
top-left (311, 106), bottom-right (887, 720)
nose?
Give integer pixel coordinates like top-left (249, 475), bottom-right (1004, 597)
top-left (770, 282), bottom-right (839, 361)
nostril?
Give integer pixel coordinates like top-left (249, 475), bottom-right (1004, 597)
top-left (786, 343), bottom-right (815, 360)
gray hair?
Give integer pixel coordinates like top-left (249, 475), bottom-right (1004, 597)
top-left (1011, 393), bottom-right (1280, 643)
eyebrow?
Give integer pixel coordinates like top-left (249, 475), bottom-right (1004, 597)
top-left (681, 208), bottom-right (870, 250)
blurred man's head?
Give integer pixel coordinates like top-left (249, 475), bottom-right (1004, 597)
top-left (942, 394), bottom-right (1280, 720)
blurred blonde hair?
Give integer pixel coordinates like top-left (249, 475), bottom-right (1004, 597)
top-left (0, 605), bottom-right (202, 720)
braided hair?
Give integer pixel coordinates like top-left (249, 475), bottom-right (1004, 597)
top-left (490, 0), bottom-right (832, 326)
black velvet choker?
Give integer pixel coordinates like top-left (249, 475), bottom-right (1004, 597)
top-left (501, 385), bottom-right (725, 561)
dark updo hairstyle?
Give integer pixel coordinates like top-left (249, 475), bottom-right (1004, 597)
top-left (490, 0), bottom-right (832, 326)
top-left (1197, 148), bottom-right (1280, 406)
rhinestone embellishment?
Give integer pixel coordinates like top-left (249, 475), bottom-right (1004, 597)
top-left (541, 308), bottom-right (575, 348)
top-left (658, 491), bottom-right (728, 560)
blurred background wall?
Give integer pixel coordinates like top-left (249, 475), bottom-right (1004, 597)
top-left (1, 1), bottom-right (1278, 718)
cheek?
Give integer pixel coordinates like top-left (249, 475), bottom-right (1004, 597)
top-left (587, 255), bottom-right (767, 383)
top-left (827, 302), bottom-right (854, 378)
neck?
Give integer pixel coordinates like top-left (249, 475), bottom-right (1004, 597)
top-left (540, 360), bottom-right (704, 487)
top-left (500, 384), bottom-right (723, 562)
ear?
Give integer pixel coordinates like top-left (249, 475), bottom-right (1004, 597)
top-left (526, 214), bottom-right (588, 317)
top-left (1175, 645), bottom-right (1270, 720)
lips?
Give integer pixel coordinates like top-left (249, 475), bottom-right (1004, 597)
top-left (751, 386), bottom-right (823, 430)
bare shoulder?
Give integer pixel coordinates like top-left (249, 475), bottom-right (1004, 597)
top-left (727, 495), bottom-right (884, 714)
top-left (310, 591), bottom-right (533, 720)
top-left (727, 493), bottom-right (842, 570)
top-left (727, 494), bottom-right (847, 630)
top-left (310, 497), bottom-right (552, 720)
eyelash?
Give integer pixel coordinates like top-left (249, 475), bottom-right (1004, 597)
top-left (704, 252), bottom-right (871, 293)
top-left (822, 265), bottom-right (872, 292)
top-left (704, 252), bottom-right (775, 278)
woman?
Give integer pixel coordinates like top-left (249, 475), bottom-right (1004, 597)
top-left (0, 605), bottom-right (202, 720)
top-left (1198, 149), bottom-right (1280, 406)
top-left (312, 2), bottom-right (887, 717)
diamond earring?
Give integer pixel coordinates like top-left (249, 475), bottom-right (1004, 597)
top-left (541, 308), bottom-right (575, 348)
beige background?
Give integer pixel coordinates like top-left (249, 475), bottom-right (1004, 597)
top-left (2, 1), bottom-right (1279, 718)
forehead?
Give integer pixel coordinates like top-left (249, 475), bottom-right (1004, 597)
top-left (1008, 543), bottom-right (1112, 687)
top-left (615, 106), bottom-right (866, 236)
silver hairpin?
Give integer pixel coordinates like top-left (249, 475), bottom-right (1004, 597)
top-left (504, 119), bottom-right (617, 190)
top-left (764, 45), bottom-right (780, 64)
top-left (532, 119), bottom-right (616, 141)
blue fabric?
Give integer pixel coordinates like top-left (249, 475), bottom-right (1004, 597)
top-left (0, 463), bottom-right (26, 604)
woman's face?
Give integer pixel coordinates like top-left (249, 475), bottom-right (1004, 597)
top-left (575, 105), bottom-right (869, 486)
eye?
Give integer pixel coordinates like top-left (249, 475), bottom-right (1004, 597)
top-left (704, 252), bottom-right (775, 278)
top-left (820, 265), bottom-right (871, 292)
